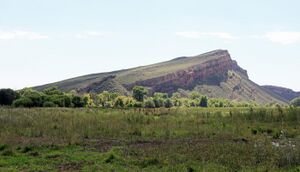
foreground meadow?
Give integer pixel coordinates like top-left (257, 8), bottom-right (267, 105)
top-left (0, 107), bottom-right (299, 171)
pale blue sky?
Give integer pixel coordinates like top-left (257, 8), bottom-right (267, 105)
top-left (0, 0), bottom-right (299, 91)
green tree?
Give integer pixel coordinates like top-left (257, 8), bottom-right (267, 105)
top-left (164, 98), bottom-right (173, 108)
top-left (199, 96), bottom-right (208, 107)
top-left (188, 91), bottom-right (202, 100)
top-left (144, 97), bottom-right (155, 108)
top-left (291, 97), bottom-right (300, 107)
top-left (13, 97), bottom-right (33, 107)
top-left (17, 88), bottom-right (44, 107)
top-left (72, 96), bottom-right (85, 107)
top-left (0, 88), bottom-right (18, 106)
top-left (43, 101), bottom-right (57, 107)
top-left (133, 86), bottom-right (148, 102)
top-left (114, 96), bottom-right (126, 108)
top-left (43, 87), bottom-right (63, 95)
top-left (83, 94), bottom-right (95, 107)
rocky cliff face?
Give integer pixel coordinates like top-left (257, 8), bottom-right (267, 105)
top-left (125, 51), bottom-right (248, 94)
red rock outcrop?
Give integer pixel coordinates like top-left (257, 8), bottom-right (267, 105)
top-left (125, 51), bottom-right (248, 94)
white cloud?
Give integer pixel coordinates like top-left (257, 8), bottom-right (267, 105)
top-left (175, 31), bottom-right (238, 41)
top-left (0, 31), bottom-right (48, 40)
top-left (75, 31), bottom-right (112, 39)
top-left (264, 31), bottom-right (300, 45)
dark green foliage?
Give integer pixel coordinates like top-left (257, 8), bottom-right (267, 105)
top-left (13, 97), bottom-right (34, 107)
top-left (20, 146), bottom-right (33, 153)
top-left (144, 97), bottom-right (155, 108)
top-left (72, 96), bottom-right (86, 107)
top-left (43, 87), bottom-right (63, 95)
top-left (114, 96), bottom-right (125, 108)
top-left (164, 98), bottom-right (173, 108)
top-left (199, 96), bottom-right (208, 107)
top-left (188, 91), bottom-right (202, 100)
top-left (4, 86), bottom-right (265, 109)
top-left (0, 144), bottom-right (7, 151)
top-left (43, 101), bottom-right (57, 107)
top-left (291, 97), bottom-right (300, 107)
top-left (23, 89), bottom-right (44, 107)
top-left (12, 87), bottom-right (74, 108)
top-left (133, 101), bottom-right (143, 108)
top-left (133, 86), bottom-right (148, 102)
top-left (0, 88), bottom-right (18, 105)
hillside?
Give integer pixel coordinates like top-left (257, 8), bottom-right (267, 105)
top-left (34, 50), bottom-right (287, 104)
top-left (262, 85), bottom-right (300, 101)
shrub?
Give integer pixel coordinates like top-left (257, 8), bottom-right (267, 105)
top-left (199, 96), bottom-right (208, 107)
top-left (13, 97), bottom-right (33, 107)
top-left (133, 101), bottom-right (143, 108)
top-left (164, 98), bottom-right (173, 108)
top-left (153, 97), bottom-right (164, 108)
top-left (72, 96), bottom-right (85, 107)
top-left (290, 97), bottom-right (300, 107)
top-left (144, 98), bottom-right (155, 108)
top-left (114, 96), bottom-right (126, 108)
top-left (43, 101), bottom-right (57, 107)
top-left (133, 86), bottom-right (148, 102)
top-left (0, 88), bottom-right (18, 106)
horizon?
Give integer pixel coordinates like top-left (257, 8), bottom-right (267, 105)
top-left (1, 0), bottom-right (300, 91)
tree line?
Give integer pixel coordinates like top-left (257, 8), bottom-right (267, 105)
top-left (0, 86), bottom-right (297, 108)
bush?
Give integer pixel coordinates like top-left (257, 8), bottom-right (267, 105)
top-left (164, 98), bottom-right (173, 108)
top-left (13, 97), bottom-right (34, 107)
top-left (133, 86), bottom-right (148, 102)
top-left (114, 96), bottom-right (125, 108)
top-left (43, 101), bottom-right (57, 107)
top-left (199, 96), bottom-right (208, 107)
top-left (0, 88), bottom-right (18, 106)
top-left (291, 97), bottom-right (300, 107)
top-left (144, 98), bottom-right (155, 108)
top-left (133, 101), bottom-right (143, 108)
top-left (72, 96), bottom-right (85, 107)
top-left (153, 97), bottom-right (164, 108)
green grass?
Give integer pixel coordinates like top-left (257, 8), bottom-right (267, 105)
top-left (0, 107), bottom-right (299, 171)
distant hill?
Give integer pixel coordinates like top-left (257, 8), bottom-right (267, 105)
top-left (262, 85), bottom-right (300, 101)
top-left (34, 50), bottom-right (287, 104)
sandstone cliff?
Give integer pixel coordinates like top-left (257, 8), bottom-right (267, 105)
top-left (33, 50), bottom-right (287, 104)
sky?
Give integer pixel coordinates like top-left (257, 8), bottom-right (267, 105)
top-left (0, 0), bottom-right (300, 91)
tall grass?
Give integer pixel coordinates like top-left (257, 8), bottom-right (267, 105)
top-left (0, 107), bottom-right (299, 171)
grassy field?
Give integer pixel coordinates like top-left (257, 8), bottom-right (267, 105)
top-left (0, 107), bottom-right (299, 171)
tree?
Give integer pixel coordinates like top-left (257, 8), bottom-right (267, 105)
top-left (133, 86), bottom-right (148, 102)
top-left (72, 96), bottom-right (85, 107)
top-left (164, 98), bottom-right (173, 108)
top-left (43, 101), bottom-right (57, 107)
top-left (171, 92), bottom-right (181, 99)
top-left (0, 89), bottom-right (18, 106)
top-left (17, 88), bottom-right (44, 107)
top-left (188, 91), bottom-right (202, 100)
top-left (154, 92), bottom-right (168, 99)
top-left (144, 97), bottom-right (155, 108)
top-left (291, 97), bottom-right (300, 107)
top-left (114, 96), bottom-right (126, 108)
top-left (199, 96), bottom-right (208, 107)
top-left (83, 94), bottom-right (95, 107)
top-left (43, 87), bottom-right (63, 95)
top-left (13, 97), bottom-right (33, 107)
top-left (153, 92), bottom-right (168, 108)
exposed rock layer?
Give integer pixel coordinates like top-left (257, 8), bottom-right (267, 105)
top-left (125, 51), bottom-right (248, 94)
